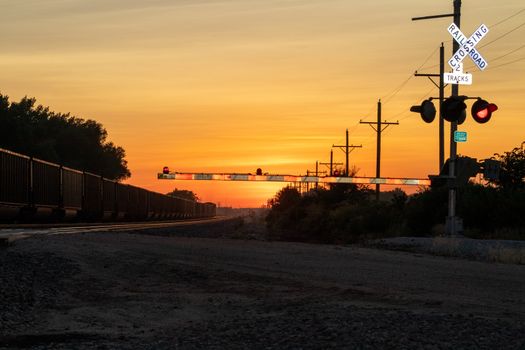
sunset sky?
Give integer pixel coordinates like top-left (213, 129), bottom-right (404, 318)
top-left (1, 0), bottom-right (524, 207)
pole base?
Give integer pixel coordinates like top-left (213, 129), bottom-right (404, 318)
top-left (446, 216), bottom-right (464, 237)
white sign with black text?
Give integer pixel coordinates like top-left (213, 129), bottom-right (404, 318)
top-left (444, 63), bottom-right (473, 85)
top-left (447, 23), bottom-right (489, 71)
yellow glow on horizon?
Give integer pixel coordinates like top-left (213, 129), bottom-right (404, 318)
top-left (2, 0), bottom-right (524, 206)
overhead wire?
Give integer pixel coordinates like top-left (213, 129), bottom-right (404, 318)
top-left (382, 12), bottom-right (525, 121)
top-left (381, 46), bottom-right (439, 104)
top-left (490, 44), bottom-right (525, 62)
top-left (344, 46), bottom-right (440, 152)
top-left (331, 9), bottom-right (524, 166)
top-left (485, 56), bottom-right (525, 70)
top-left (478, 21), bottom-right (525, 49)
top-left (415, 10), bottom-right (525, 72)
top-left (489, 8), bottom-right (525, 28)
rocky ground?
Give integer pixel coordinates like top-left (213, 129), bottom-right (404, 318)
top-left (1, 218), bottom-right (525, 349)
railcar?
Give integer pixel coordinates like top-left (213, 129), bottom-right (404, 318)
top-left (0, 147), bottom-right (216, 222)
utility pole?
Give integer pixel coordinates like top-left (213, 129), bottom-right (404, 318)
top-left (414, 43), bottom-right (446, 171)
top-left (315, 161), bottom-right (319, 189)
top-left (320, 150), bottom-right (343, 176)
top-left (412, 0), bottom-right (462, 236)
top-left (360, 99), bottom-right (399, 201)
top-left (306, 162), bottom-right (327, 190)
top-left (332, 129), bottom-right (362, 176)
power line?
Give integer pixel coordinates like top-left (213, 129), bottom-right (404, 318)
top-left (381, 47), bottom-right (439, 104)
top-left (490, 44), bottom-right (525, 62)
top-left (418, 13), bottom-right (525, 72)
top-left (381, 74), bottom-right (413, 104)
top-left (416, 46), bottom-right (441, 70)
top-left (464, 44), bottom-right (525, 71)
top-left (490, 8), bottom-right (525, 28)
top-left (485, 55), bottom-right (525, 70)
top-left (333, 9), bottom-right (525, 172)
top-left (478, 21), bottom-right (525, 49)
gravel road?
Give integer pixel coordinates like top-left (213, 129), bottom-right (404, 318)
top-left (1, 224), bottom-right (524, 349)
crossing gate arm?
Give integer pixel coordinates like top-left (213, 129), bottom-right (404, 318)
top-left (158, 172), bottom-right (431, 186)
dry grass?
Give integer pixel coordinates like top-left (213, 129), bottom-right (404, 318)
top-left (428, 236), bottom-right (525, 264)
top-left (430, 237), bottom-right (462, 256)
top-left (487, 244), bottom-right (525, 264)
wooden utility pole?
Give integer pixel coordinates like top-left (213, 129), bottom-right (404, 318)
top-left (332, 129), bottom-right (362, 176)
top-left (360, 99), bottom-right (399, 200)
top-left (414, 43), bottom-right (446, 171)
top-left (320, 150), bottom-right (343, 176)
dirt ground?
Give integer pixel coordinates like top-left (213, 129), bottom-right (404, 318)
top-left (1, 222), bottom-right (525, 349)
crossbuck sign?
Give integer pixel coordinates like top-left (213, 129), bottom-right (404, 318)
top-left (448, 23), bottom-right (489, 71)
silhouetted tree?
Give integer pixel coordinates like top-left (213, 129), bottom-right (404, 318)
top-left (490, 143), bottom-right (525, 190)
top-left (0, 93), bottom-right (130, 180)
top-left (167, 188), bottom-right (199, 202)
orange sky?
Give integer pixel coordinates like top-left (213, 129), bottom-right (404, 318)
top-left (1, 1), bottom-right (524, 207)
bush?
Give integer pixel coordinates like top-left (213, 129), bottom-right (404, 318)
top-left (402, 188), bottom-right (448, 236)
top-left (265, 181), bottom-right (525, 243)
top-left (266, 186), bottom-right (405, 243)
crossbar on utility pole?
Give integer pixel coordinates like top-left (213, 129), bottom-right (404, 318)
top-left (320, 150), bottom-right (343, 174)
top-left (332, 129), bottom-right (362, 176)
top-left (360, 99), bottom-right (399, 201)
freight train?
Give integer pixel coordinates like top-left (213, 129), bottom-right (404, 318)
top-left (0, 148), bottom-right (216, 222)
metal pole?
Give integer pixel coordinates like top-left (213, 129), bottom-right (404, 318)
top-left (439, 43), bottom-right (445, 171)
top-left (376, 99), bottom-right (381, 201)
top-left (447, 0), bottom-right (461, 236)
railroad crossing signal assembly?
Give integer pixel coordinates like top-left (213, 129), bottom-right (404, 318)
top-left (410, 96), bottom-right (498, 125)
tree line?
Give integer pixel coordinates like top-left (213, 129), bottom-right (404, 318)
top-left (266, 143), bottom-right (525, 242)
top-left (0, 94), bottom-right (130, 180)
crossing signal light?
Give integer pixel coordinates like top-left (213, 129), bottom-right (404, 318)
top-left (410, 99), bottom-right (436, 123)
top-left (442, 96), bottom-right (467, 124)
top-left (471, 98), bottom-right (498, 124)
top-left (162, 166), bottom-right (170, 174)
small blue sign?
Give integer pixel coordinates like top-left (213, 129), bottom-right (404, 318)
top-left (454, 131), bottom-right (467, 142)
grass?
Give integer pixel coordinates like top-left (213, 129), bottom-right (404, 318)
top-left (429, 236), bottom-right (525, 265)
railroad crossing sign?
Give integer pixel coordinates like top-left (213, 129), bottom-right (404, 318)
top-left (444, 63), bottom-right (473, 85)
top-left (447, 23), bottom-right (489, 71)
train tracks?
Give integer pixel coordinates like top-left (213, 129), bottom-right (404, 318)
top-left (0, 216), bottom-right (229, 244)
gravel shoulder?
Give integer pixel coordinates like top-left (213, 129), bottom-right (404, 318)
top-left (1, 223), bottom-right (525, 349)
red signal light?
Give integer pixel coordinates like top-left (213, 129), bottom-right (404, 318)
top-left (163, 166), bottom-right (170, 174)
top-left (471, 99), bottom-right (498, 124)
